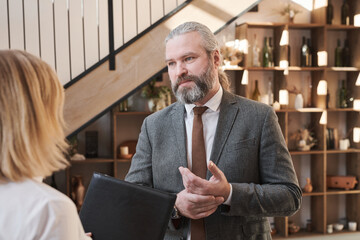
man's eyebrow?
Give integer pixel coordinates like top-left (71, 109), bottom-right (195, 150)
top-left (165, 52), bottom-right (198, 63)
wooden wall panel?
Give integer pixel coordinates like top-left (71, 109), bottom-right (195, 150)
top-left (164, 0), bottom-right (177, 15)
top-left (151, 0), bottom-right (163, 24)
top-left (123, 0), bottom-right (137, 43)
top-left (24, 0), bottom-right (40, 57)
top-left (113, 0), bottom-right (123, 49)
top-left (69, 0), bottom-right (85, 79)
top-left (39, 0), bottom-right (55, 70)
top-left (137, 0), bottom-right (151, 33)
top-left (83, 0), bottom-right (99, 69)
top-left (98, 0), bottom-right (109, 59)
top-left (54, 0), bottom-right (70, 85)
top-left (8, 0), bottom-right (24, 50)
top-left (0, 0), bottom-right (9, 49)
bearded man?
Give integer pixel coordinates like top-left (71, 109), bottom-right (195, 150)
top-left (125, 21), bottom-right (302, 240)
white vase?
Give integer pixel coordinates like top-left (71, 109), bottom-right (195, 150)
top-left (295, 93), bottom-right (304, 109)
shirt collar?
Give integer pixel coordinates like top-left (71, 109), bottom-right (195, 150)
top-left (185, 86), bottom-right (223, 115)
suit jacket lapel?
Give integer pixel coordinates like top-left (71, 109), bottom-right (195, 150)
top-left (170, 102), bottom-right (188, 168)
top-left (210, 91), bottom-right (239, 169)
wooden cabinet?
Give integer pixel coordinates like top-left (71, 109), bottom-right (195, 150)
top-left (226, 2), bottom-right (360, 237)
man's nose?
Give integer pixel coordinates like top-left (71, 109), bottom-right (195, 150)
top-left (175, 62), bottom-right (188, 78)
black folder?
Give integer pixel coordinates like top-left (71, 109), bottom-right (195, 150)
top-left (79, 172), bottom-right (177, 240)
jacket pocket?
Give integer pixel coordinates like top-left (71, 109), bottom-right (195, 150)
top-left (242, 219), bottom-right (271, 238)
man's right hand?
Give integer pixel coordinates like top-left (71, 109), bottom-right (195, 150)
top-left (175, 189), bottom-right (224, 219)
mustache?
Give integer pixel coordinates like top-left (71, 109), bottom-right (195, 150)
top-left (175, 75), bottom-right (200, 86)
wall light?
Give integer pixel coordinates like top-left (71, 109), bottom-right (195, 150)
top-left (319, 111), bottom-right (327, 125)
top-left (241, 70), bottom-right (249, 85)
top-left (280, 30), bottom-right (289, 46)
top-left (353, 99), bottom-right (360, 110)
top-left (353, 127), bottom-right (360, 143)
top-left (355, 72), bottom-right (360, 86)
top-left (317, 51), bottom-right (328, 66)
top-left (354, 14), bottom-right (360, 27)
top-left (279, 89), bottom-right (289, 105)
top-left (317, 80), bottom-right (327, 95)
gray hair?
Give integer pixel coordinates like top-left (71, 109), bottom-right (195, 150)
top-left (166, 22), bottom-right (230, 91)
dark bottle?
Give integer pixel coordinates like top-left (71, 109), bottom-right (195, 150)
top-left (341, 0), bottom-right (350, 25)
top-left (335, 39), bottom-right (343, 67)
top-left (326, 0), bottom-right (334, 24)
top-left (307, 38), bottom-right (313, 67)
top-left (326, 89), bottom-right (330, 109)
top-left (251, 80), bottom-right (261, 102)
top-left (262, 37), bottom-right (270, 67)
top-left (300, 37), bottom-right (308, 67)
top-left (269, 37), bottom-right (274, 67)
top-left (342, 39), bottom-right (350, 67)
top-left (338, 80), bottom-right (348, 108)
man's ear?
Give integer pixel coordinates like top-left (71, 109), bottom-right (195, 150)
top-left (212, 50), bottom-right (221, 68)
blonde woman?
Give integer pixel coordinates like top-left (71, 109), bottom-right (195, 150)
top-left (0, 50), bottom-right (91, 240)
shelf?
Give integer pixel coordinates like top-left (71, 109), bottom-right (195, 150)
top-left (326, 24), bottom-right (360, 31)
top-left (290, 150), bottom-right (324, 155)
top-left (303, 191), bottom-right (325, 197)
top-left (326, 189), bottom-right (360, 195)
top-left (116, 158), bottom-right (132, 163)
top-left (273, 229), bottom-right (324, 239)
top-left (276, 108), bottom-right (324, 113)
top-left (327, 108), bottom-right (359, 112)
top-left (326, 67), bottom-right (360, 72)
top-left (70, 158), bottom-right (114, 164)
top-left (222, 66), bottom-right (326, 71)
top-left (326, 149), bottom-right (360, 154)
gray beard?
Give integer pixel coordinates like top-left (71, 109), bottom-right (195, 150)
top-left (172, 62), bottom-right (215, 104)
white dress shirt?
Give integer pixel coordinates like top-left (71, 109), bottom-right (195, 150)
top-left (184, 86), bottom-right (233, 205)
top-left (0, 178), bottom-right (91, 240)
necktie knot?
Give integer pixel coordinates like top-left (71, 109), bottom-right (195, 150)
top-left (193, 106), bottom-right (208, 116)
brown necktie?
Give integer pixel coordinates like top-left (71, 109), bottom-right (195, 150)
top-left (191, 106), bottom-right (208, 240)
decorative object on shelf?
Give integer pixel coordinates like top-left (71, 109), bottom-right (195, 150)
top-left (339, 138), bottom-right (350, 150)
top-left (267, 79), bottom-right (274, 106)
top-left (117, 140), bottom-right (137, 159)
top-left (291, 128), bottom-right (317, 151)
top-left (220, 39), bottom-right (246, 67)
top-left (278, 2), bottom-right (301, 23)
top-left (338, 80), bottom-right (348, 108)
top-left (335, 39), bottom-right (343, 67)
top-left (353, 127), bottom-right (360, 143)
top-left (341, 0), bottom-right (350, 25)
top-left (326, 127), bottom-right (338, 149)
top-left (262, 37), bottom-right (270, 67)
top-left (320, 111), bottom-right (327, 125)
top-left (288, 222), bottom-right (300, 234)
top-left (327, 175), bottom-right (358, 190)
top-left (69, 135), bottom-right (86, 161)
top-left (141, 79), bottom-right (171, 112)
top-left (118, 99), bottom-right (129, 112)
top-left (326, 0), bottom-right (333, 24)
top-left (279, 89), bottom-right (289, 107)
top-left (251, 80), bottom-right (261, 102)
top-left (333, 223), bottom-right (344, 231)
top-left (327, 224), bottom-right (333, 234)
top-left (342, 39), bottom-right (350, 67)
top-left (272, 101), bottom-right (281, 111)
top-left (85, 131), bottom-right (98, 158)
top-left (348, 221), bottom-right (357, 231)
top-left (303, 177), bottom-right (313, 193)
top-left (71, 175), bottom-right (85, 211)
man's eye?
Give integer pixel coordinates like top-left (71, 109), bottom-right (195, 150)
top-left (185, 57), bottom-right (194, 62)
top-left (167, 62), bottom-right (175, 67)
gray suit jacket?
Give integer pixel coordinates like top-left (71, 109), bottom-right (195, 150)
top-left (125, 90), bottom-right (302, 240)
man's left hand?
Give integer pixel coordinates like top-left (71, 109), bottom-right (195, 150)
top-left (179, 161), bottom-right (230, 201)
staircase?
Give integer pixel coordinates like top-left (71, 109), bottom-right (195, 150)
top-left (0, 0), bottom-right (261, 136)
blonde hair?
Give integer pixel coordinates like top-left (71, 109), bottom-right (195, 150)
top-left (0, 50), bottom-right (69, 182)
top-left (166, 21), bottom-right (230, 91)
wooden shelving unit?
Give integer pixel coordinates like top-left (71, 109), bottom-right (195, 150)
top-left (228, 0), bottom-right (360, 237)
